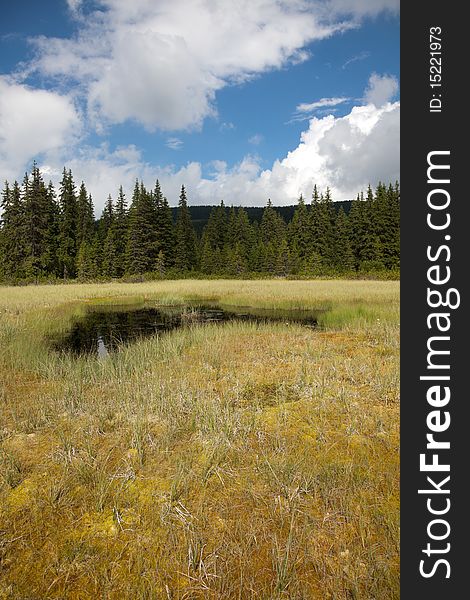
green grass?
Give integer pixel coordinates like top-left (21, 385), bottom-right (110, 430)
top-left (0, 280), bottom-right (399, 599)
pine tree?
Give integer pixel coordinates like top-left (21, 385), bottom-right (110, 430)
top-left (153, 181), bottom-right (175, 268)
top-left (319, 187), bottom-right (336, 266)
top-left (226, 242), bottom-right (248, 276)
top-left (0, 181), bottom-right (27, 279)
top-left (359, 185), bottom-right (384, 270)
top-left (200, 201), bottom-right (228, 273)
top-left (259, 199), bottom-right (287, 272)
top-left (77, 239), bottom-right (96, 280)
top-left (96, 194), bottom-right (114, 275)
top-left (0, 170), bottom-right (400, 281)
top-left (155, 250), bottom-right (166, 276)
top-left (332, 207), bottom-right (354, 272)
top-left (348, 194), bottom-right (365, 270)
top-left (77, 182), bottom-right (95, 247)
top-left (374, 182), bottom-right (400, 269)
top-left (200, 237), bottom-right (215, 274)
top-left (109, 186), bottom-right (128, 276)
top-left (175, 185), bottom-right (196, 271)
top-left (275, 238), bottom-right (291, 276)
top-left (42, 181), bottom-right (60, 277)
top-left (206, 201), bottom-right (228, 251)
top-left (22, 164), bottom-right (54, 281)
top-left (260, 199), bottom-right (286, 246)
top-left (231, 207), bottom-right (255, 266)
top-left (58, 168), bottom-right (78, 278)
top-left (125, 181), bottom-right (158, 274)
top-left (288, 194), bottom-right (311, 272)
top-left (387, 181), bottom-right (400, 269)
top-left (309, 185), bottom-right (335, 270)
top-left (161, 196), bottom-right (175, 267)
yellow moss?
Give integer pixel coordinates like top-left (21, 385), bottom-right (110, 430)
top-left (6, 478), bottom-right (37, 510)
top-left (347, 434), bottom-right (373, 452)
top-left (213, 515), bottom-right (227, 532)
top-left (80, 511), bottom-right (118, 537)
top-left (126, 448), bottom-right (139, 460)
top-left (127, 477), bottom-right (170, 506)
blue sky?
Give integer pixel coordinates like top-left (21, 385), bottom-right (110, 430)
top-left (0, 0), bottom-right (399, 210)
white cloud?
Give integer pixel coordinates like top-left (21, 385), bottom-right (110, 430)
top-left (30, 0), bottom-right (358, 132)
top-left (363, 72), bottom-right (399, 106)
top-left (0, 76), bottom-right (81, 182)
top-left (166, 137), bottom-right (183, 150)
top-left (248, 134), bottom-right (264, 146)
top-left (66, 0), bottom-right (83, 14)
top-left (342, 50), bottom-right (370, 69)
top-left (3, 1), bottom-right (398, 207)
top-left (219, 122), bottom-right (235, 132)
top-left (296, 98), bottom-right (350, 113)
top-left (39, 144), bottom-right (149, 212)
top-left (324, 0), bottom-right (399, 19)
top-left (291, 97), bottom-right (350, 122)
top-left (36, 98), bottom-right (398, 212)
top-left (3, 66), bottom-right (399, 213)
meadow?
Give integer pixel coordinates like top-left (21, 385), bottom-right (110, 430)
top-left (0, 280), bottom-right (399, 599)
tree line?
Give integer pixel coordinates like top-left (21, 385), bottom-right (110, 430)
top-left (0, 164), bottom-right (399, 282)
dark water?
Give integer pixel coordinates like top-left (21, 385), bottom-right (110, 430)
top-left (53, 305), bottom-right (320, 357)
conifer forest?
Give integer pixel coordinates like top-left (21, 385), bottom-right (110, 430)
top-left (0, 164), bottom-right (399, 282)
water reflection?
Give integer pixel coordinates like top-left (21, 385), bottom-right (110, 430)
top-left (53, 304), bottom-right (320, 357)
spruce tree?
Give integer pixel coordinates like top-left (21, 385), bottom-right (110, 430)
top-left (275, 238), bottom-right (291, 276)
top-left (259, 199), bottom-right (287, 272)
top-left (374, 182), bottom-right (400, 269)
top-left (230, 207), bottom-right (255, 268)
top-left (96, 194), bottom-right (114, 275)
top-left (175, 185), bottom-right (196, 271)
top-left (58, 168), bottom-right (78, 278)
top-left (359, 185), bottom-right (384, 270)
top-left (153, 181), bottom-right (175, 268)
top-left (0, 181), bottom-right (27, 279)
top-left (77, 182), bottom-right (95, 246)
top-left (260, 199), bottom-right (286, 245)
top-left (77, 239), bottom-right (96, 280)
top-left (332, 207), bottom-right (354, 272)
top-left (288, 194), bottom-right (311, 271)
top-left (200, 236), bottom-right (214, 274)
top-left (125, 181), bottom-right (158, 274)
top-left (348, 194), bottom-right (364, 270)
top-left (42, 181), bottom-right (60, 277)
top-left (109, 186), bottom-right (128, 276)
top-left (22, 164), bottom-right (54, 281)
top-left (200, 201), bottom-right (228, 273)
top-left (0, 171), bottom-right (400, 281)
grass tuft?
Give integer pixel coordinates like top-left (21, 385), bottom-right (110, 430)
top-left (0, 279), bottom-right (399, 598)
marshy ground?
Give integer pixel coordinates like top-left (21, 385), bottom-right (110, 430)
top-left (0, 280), bottom-right (399, 599)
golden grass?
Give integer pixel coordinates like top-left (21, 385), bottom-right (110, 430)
top-left (0, 280), bottom-right (399, 599)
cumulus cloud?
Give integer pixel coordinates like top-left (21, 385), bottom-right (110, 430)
top-left (39, 144), bottom-right (150, 211)
top-left (36, 96), bottom-right (399, 212)
top-left (196, 100), bottom-right (399, 206)
top-left (30, 0), bottom-right (355, 132)
top-left (2, 0), bottom-right (400, 212)
top-left (66, 0), bottom-right (83, 15)
top-left (0, 76), bottom-right (81, 182)
top-left (363, 72), bottom-right (399, 106)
